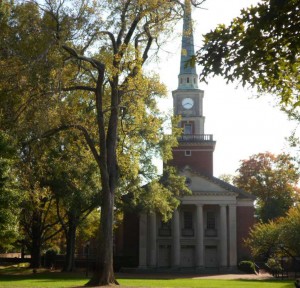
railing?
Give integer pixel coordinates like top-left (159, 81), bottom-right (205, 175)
top-left (178, 134), bottom-right (214, 142)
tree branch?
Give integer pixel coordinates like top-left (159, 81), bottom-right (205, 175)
top-left (62, 86), bottom-right (96, 92)
top-left (62, 45), bottom-right (105, 71)
top-left (40, 124), bottom-right (101, 168)
top-left (100, 31), bottom-right (117, 53)
top-left (116, 0), bottom-right (131, 50)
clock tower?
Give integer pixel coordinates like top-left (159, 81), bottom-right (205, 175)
top-left (171, 0), bottom-right (216, 176)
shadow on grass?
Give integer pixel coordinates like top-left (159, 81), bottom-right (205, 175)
top-left (0, 266), bottom-right (294, 288)
top-left (0, 266), bottom-right (87, 282)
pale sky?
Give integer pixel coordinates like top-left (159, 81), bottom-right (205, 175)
top-left (152, 0), bottom-right (299, 177)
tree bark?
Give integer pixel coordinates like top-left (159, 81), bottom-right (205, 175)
top-left (63, 215), bottom-right (77, 272)
top-left (86, 185), bottom-right (118, 286)
top-left (30, 212), bottom-right (42, 269)
top-left (86, 114), bottom-right (119, 285)
top-left (30, 242), bottom-right (41, 269)
top-left (86, 71), bottom-right (119, 286)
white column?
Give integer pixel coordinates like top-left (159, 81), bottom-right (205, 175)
top-left (220, 204), bottom-right (228, 267)
top-left (139, 213), bottom-right (147, 268)
top-left (229, 204), bottom-right (237, 267)
top-left (172, 209), bottom-right (180, 267)
top-left (149, 212), bottom-right (157, 267)
top-left (196, 204), bottom-right (204, 267)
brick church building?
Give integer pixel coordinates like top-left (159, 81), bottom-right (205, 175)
top-left (115, 1), bottom-right (255, 272)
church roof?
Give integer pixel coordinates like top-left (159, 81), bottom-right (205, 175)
top-left (203, 174), bottom-right (256, 200)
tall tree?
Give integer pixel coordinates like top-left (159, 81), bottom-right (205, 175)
top-left (0, 131), bottom-right (21, 252)
top-left (37, 1), bottom-right (203, 285)
top-left (234, 152), bottom-right (300, 222)
top-left (1, 0), bottom-right (204, 285)
top-left (195, 0), bottom-right (300, 107)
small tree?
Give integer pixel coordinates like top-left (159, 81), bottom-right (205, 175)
top-left (245, 205), bottom-right (300, 260)
top-left (42, 133), bottom-right (100, 272)
top-left (280, 206), bottom-right (300, 256)
top-left (234, 152), bottom-right (300, 222)
top-left (245, 221), bottom-right (282, 261)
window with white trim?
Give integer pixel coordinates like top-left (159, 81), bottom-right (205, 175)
top-left (207, 211), bottom-right (216, 229)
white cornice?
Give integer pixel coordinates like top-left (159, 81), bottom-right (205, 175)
top-left (190, 191), bottom-right (238, 197)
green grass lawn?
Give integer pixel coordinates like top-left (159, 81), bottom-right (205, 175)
top-left (0, 265), bottom-right (295, 288)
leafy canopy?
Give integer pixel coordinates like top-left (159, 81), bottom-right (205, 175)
top-left (245, 205), bottom-right (300, 258)
top-left (196, 0), bottom-right (300, 106)
top-left (0, 131), bottom-right (22, 251)
top-left (233, 152), bottom-right (300, 222)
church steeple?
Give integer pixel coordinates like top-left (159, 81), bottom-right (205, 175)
top-left (171, 0), bottom-right (216, 176)
top-left (178, 0), bottom-right (198, 90)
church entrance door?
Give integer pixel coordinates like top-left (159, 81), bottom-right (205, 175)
top-left (180, 245), bottom-right (195, 267)
top-left (205, 246), bottom-right (218, 268)
top-left (158, 245), bottom-right (171, 267)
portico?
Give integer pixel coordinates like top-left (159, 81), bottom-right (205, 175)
top-left (138, 180), bottom-right (244, 270)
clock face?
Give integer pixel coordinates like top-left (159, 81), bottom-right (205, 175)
top-left (182, 98), bottom-right (194, 109)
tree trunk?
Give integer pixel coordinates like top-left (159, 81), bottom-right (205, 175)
top-left (30, 212), bottom-right (42, 269)
top-left (63, 216), bottom-right (77, 272)
top-left (85, 57), bottom-right (119, 286)
top-left (86, 186), bottom-right (118, 286)
top-left (30, 243), bottom-right (41, 269)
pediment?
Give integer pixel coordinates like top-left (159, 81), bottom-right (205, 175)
top-left (182, 170), bottom-right (229, 194)
top-left (180, 166), bottom-right (255, 200)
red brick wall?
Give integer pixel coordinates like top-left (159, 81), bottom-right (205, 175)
top-left (236, 206), bottom-right (256, 260)
top-left (122, 212), bottom-right (139, 258)
top-left (170, 147), bottom-right (214, 176)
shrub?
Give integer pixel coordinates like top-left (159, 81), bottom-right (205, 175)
top-left (44, 248), bottom-right (58, 269)
top-left (238, 260), bottom-right (257, 274)
top-left (266, 258), bottom-right (282, 272)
